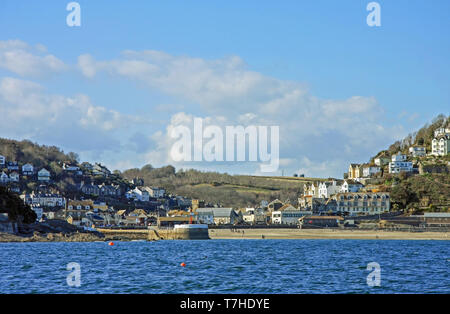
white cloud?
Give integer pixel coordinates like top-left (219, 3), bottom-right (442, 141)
top-left (0, 40), bottom-right (66, 77)
top-left (0, 41), bottom-right (407, 177)
top-left (0, 77), bottom-right (149, 156)
top-left (75, 49), bottom-right (406, 176)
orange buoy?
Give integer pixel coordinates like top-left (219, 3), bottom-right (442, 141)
top-left (108, 242), bottom-right (114, 246)
top-left (180, 262), bottom-right (186, 267)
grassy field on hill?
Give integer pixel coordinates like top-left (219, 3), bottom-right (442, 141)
top-left (122, 167), bottom-right (331, 208)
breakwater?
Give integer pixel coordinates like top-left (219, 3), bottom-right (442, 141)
top-left (97, 225), bottom-right (210, 241)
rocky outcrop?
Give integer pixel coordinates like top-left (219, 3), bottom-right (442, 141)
top-left (0, 186), bottom-right (37, 224)
top-left (0, 219), bottom-right (105, 242)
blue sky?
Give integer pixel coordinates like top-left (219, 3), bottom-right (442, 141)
top-left (0, 0), bottom-right (449, 177)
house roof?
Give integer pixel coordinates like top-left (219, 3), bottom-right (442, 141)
top-left (423, 213), bottom-right (450, 218)
top-left (278, 204), bottom-right (296, 211)
top-left (116, 210), bottom-right (127, 215)
top-left (195, 208), bottom-right (214, 215)
top-left (132, 209), bottom-right (147, 216)
top-left (268, 199), bottom-right (283, 205)
top-left (209, 208), bottom-right (235, 217)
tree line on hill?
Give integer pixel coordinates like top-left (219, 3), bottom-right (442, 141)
top-left (0, 138), bottom-right (78, 169)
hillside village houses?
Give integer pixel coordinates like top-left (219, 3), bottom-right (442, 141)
top-left (341, 180), bottom-right (364, 193)
top-left (388, 153), bottom-right (413, 174)
top-left (62, 162), bottom-right (80, 172)
top-left (146, 187), bottom-right (166, 198)
top-left (21, 192), bottom-right (65, 208)
top-left (299, 179), bottom-right (389, 215)
top-left (348, 164), bottom-right (363, 180)
top-left (331, 192), bottom-right (390, 215)
top-left (303, 183), bottom-right (320, 197)
top-left (272, 204), bottom-right (312, 225)
top-left (348, 164), bottom-right (381, 181)
top-left (318, 180), bottom-right (342, 198)
top-left (241, 208), bottom-right (266, 225)
top-left (362, 166), bottom-right (381, 178)
top-left (3, 121), bottom-right (450, 229)
top-left (22, 163), bottom-right (34, 176)
top-left (37, 168), bottom-right (51, 181)
top-left (304, 180), bottom-right (362, 197)
top-left (126, 187), bottom-right (150, 202)
top-left (0, 155), bottom-right (180, 226)
top-left (92, 163), bottom-right (111, 177)
top-left (209, 208), bottom-right (241, 225)
top-left (0, 172), bottom-right (9, 184)
top-left (195, 208), bottom-right (215, 225)
top-left (409, 146), bottom-right (426, 157)
top-left (9, 172), bottom-right (19, 182)
top-left (431, 128), bottom-right (450, 156)
top-left (374, 157), bottom-right (390, 167)
top-left (7, 161), bottom-right (19, 171)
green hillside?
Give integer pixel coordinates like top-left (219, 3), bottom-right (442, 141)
top-left (121, 167), bottom-right (330, 208)
top-left (0, 138), bottom-right (78, 169)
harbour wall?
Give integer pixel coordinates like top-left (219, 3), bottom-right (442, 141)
top-left (97, 226), bottom-right (210, 240)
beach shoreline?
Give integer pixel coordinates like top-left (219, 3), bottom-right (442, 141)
top-left (1, 228), bottom-right (450, 242)
top-left (208, 228), bottom-right (450, 240)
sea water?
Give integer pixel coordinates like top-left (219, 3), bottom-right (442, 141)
top-left (0, 239), bottom-right (448, 293)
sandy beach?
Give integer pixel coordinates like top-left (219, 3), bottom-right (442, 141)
top-left (208, 228), bottom-right (450, 240)
top-left (2, 228), bottom-right (449, 242)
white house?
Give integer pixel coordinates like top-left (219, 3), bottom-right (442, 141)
top-left (9, 172), bottom-right (19, 182)
top-left (125, 187), bottom-right (150, 202)
top-left (391, 153), bottom-right (407, 162)
top-left (389, 161), bottom-right (413, 174)
top-left (272, 210), bottom-right (312, 225)
top-left (209, 208), bottom-right (240, 225)
top-left (388, 153), bottom-right (413, 174)
top-left (195, 208), bottom-right (215, 225)
top-left (21, 193), bottom-right (65, 207)
top-left (303, 183), bottom-right (320, 197)
top-left (409, 146), bottom-right (426, 157)
top-left (242, 208), bottom-right (256, 225)
top-left (431, 135), bottom-right (450, 156)
top-left (37, 168), bottom-right (51, 181)
top-left (0, 155), bottom-right (5, 166)
top-left (362, 166), bottom-right (381, 178)
top-left (63, 162), bottom-right (80, 171)
top-left (341, 180), bottom-right (364, 193)
top-left (144, 187), bottom-right (165, 198)
top-left (22, 163), bottom-right (34, 176)
top-left (318, 181), bottom-right (342, 198)
top-left (333, 192), bottom-right (390, 216)
top-left (374, 157), bottom-right (390, 166)
top-left (0, 172), bottom-right (9, 184)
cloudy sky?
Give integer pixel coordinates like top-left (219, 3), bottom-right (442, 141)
top-left (0, 0), bottom-right (449, 178)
